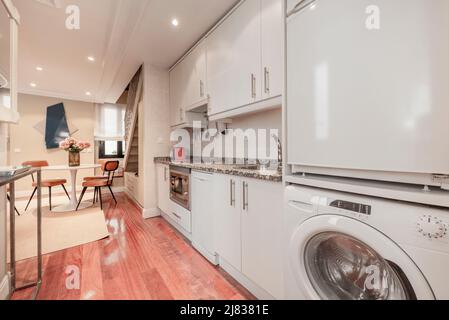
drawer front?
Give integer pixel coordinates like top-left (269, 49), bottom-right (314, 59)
top-left (169, 201), bottom-right (192, 233)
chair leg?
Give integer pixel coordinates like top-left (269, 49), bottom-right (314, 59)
top-left (108, 186), bottom-right (117, 205)
top-left (99, 187), bottom-right (103, 210)
top-left (93, 187), bottom-right (97, 205)
top-left (49, 187), bottom-right (52, 211)
top-left (6, 194), bottom-right (20, 216)
top-left (76, 187), bottom-right (88, 211)
top-left (25, 187), bottom-right (38, 211)
top-left (61, 184), bottom-right (70, 200)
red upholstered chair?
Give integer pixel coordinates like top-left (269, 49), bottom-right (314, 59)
top-left (76, 161), bottom-right (119, 211)
top-left (23, 161), bottom-right (70, 211)
top-left (83, 160), bottom-right (108, 181)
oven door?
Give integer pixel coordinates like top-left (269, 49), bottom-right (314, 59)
top-left (170, 170), bottom-right (190, 210)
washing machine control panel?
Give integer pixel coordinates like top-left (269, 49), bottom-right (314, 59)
top-left (417, 215), bottom-right (448, 240)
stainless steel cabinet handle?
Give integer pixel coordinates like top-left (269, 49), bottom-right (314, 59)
top-left (230, 179), bottom-right (235, 207)
top-left (172, 212), bottom-right (181, 220)
top-left (200, 80), bottom-right (204, 97)
top-left (251, 74), bottom-right (256, 99)
top-left (242, 181), bottom-right (248, 211)
top-left (164, 167), bottom-right (167, 181)
top-left (264, 67), bottom-right (270, 94)
top-left (287, 0), bottom-right (317, 18)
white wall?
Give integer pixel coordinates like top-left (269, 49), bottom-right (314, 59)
top-left (9, 93), bottom-right (96, 193)
top-left (142, 64), bottom-right (171, 218)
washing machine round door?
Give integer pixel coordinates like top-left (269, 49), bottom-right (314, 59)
top-left (289, 215), bottom-right (435, 300)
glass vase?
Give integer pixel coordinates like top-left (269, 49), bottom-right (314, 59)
top-left (69, 151), bottom-right (80, 167)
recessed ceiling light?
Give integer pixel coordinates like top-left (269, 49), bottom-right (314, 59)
top-left (36, 66), bottom-right (43, 71)
top-left (171, 19), bottom-right (179, 27)
top-left (30, 83), bottom-right (37, 87)
top-left (87, 56), bottom-right (95, 62)
top-left (85, 91), bottom-right (91, 96)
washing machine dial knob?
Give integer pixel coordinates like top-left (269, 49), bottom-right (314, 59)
top-left (417, 215), bottom-right (447, 239)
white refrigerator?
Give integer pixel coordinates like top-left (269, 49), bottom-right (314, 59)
top-left (286, 0), bottom-right (449, 181)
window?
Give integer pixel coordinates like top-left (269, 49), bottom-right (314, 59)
top-left (94, 103), bottom-right (126, 141)
top-left (99, 141), bottom-right (125, 159)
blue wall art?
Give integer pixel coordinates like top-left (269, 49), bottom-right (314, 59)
top-left (45, 103), bottom-right (70, 149)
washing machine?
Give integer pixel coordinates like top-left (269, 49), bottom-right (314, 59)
top-left (284, 185), bottom-right (449, 300)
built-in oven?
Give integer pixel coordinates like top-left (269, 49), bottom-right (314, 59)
top-left (170, 166), bottom-right (190, 210)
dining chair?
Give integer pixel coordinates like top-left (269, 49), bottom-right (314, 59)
top-left (23, 161), bottom-right (71, 211)
top-left (6, 185), bottom-right (20, 216)
top-left (76, 160), bottom-right (119, 211)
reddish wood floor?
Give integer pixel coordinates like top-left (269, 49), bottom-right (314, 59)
top-left (11, 193), bottom-right (254, 300)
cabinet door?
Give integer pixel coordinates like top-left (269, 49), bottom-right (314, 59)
top-left (191, 171), bottom-right (215, 257)
top-left (261, 0), bottom-right (282, 99)
top-left (241, 179), bottom-right (283, 298)
top-left (184, 41), bottom-right (207, 109)
top-left (156, 164), bottom-right (170, 214)
top-left (207, 0), bottom-right (261, 116)
top-left (214, 174), bottom-right (242, 270)
top-left (169, 63), bottom-right (186, 127)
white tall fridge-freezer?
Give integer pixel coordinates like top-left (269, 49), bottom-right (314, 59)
top-left (286, 0), bottom-right (449, 183)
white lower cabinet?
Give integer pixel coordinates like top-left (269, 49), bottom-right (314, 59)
top-left (156, 164), bottom-right (170, 214)
top-left (191, 171), bottom-right (218, 264)
top-left (214, 173), bottom-right (283, 299)
top-left (214, 174), bottom-right (242, 271)
top-left (241, 178), bottom-right (283, 299)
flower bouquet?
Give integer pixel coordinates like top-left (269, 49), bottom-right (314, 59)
top-left (59, 137), bottom-right (91, 167)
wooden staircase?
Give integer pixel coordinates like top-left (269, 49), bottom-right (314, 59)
top-left (123, 68), bottom-right (143, 173)
top-left (126, 120), bottom-right (139, 172)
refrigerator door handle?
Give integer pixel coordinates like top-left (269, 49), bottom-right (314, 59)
top-left (287, 0), bottom-right (317, 18)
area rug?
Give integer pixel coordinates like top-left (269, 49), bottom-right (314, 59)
top-left (7, 195), bottom-right (110, 262)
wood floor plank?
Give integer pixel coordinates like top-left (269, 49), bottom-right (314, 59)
top-left (11, 193), bottom-right (255, 300)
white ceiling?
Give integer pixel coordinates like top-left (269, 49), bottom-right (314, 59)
top-left (1, 0), bottom-right (238, 103)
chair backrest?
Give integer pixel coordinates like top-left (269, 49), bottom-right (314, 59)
top-left (104, 161), bottom-right (119, 185)
top-left (22, 161), bottom-right (49, 183)
top-left (22, 160), bottom-right (49, 168)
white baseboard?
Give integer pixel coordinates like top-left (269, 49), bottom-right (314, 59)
top-left (192, 241), bottom-right (219, 266)
top-left (219, 257), bottom-right (274, 300)
top-left (0, 274), bottom-right (11, 300)
top-left (143, 207), bottom-right (160, 219)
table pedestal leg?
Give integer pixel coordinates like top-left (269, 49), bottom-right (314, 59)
top-left (70, 169), bottom-right (77, 207)
top-left (51, 169), bottom-right (92, 212)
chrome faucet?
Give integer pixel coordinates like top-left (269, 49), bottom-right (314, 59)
top-left (271, 133), bottom-right (283, 168)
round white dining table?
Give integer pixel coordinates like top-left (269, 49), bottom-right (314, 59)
top-left (42, 164), bottom-right (101, 212)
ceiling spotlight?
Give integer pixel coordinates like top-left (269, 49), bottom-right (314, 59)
top-left (171, 19), bottom-right (179, 27)
top-left (30, 83), bottom-right (37, 87)
top-left (87, 56), bottom-right (95, 62)
top-left (86, 91), bottom-right (92, 96)
top-left (36, 66), bottom-right (43, 71)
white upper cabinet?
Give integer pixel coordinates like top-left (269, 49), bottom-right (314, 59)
top-left (261, 0), bottom-right (283, 99)
top-left (169, 62), bottom-right (186, 127)
top-left (170, 0), bottom-right (283, 121)
top-left (207, 0), bottom-right (262, 116)
top-left (183, 41), bottom-right (208, 110)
